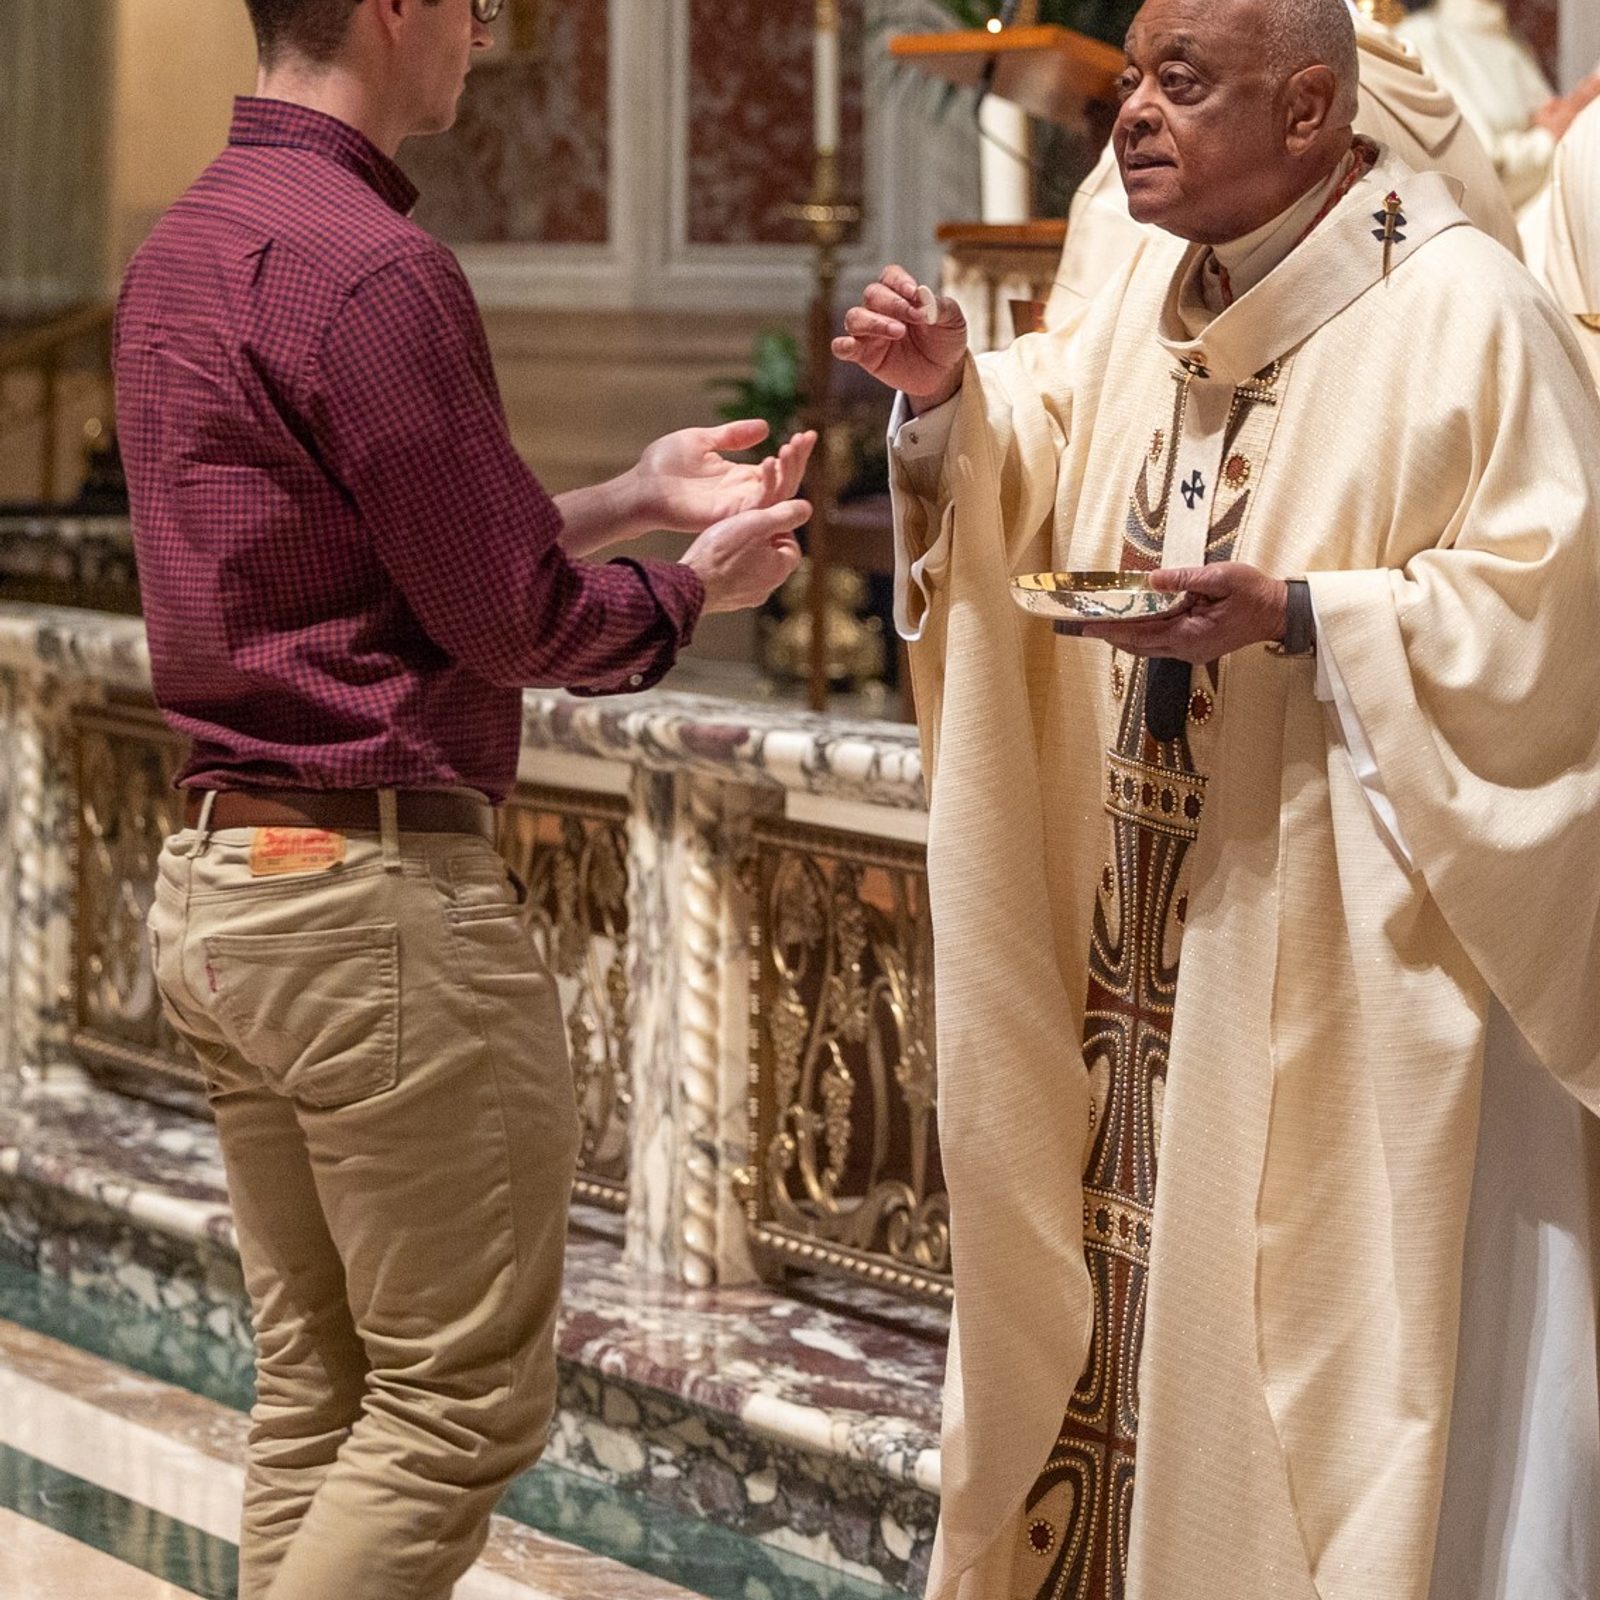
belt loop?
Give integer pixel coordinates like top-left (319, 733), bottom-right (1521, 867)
top-left (378, 789), bottom-right (402, 872)
top-left (194, 790), bottom-right (217, 855)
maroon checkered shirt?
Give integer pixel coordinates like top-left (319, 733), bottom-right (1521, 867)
top-left (115, 98), bottom-right (703, 803)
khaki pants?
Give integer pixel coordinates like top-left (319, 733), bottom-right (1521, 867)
top-left (147, 815), bottom-right (579, 1600)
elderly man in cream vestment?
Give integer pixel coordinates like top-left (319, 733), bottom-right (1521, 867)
top-left (1045, 0), bottom-right (1519, 333)
top-left (834, 0), bottom-right (1600, 1597)
top-left (1540, 97), bottom-right (1600, 390)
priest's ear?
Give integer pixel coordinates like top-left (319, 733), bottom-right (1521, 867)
top-left (1281, 64), bottom-right (1345, 156)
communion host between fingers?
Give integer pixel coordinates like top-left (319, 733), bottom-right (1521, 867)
top-left (115, 3), bottom-right (814, 1597)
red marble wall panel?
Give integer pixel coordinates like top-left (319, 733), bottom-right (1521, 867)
top-left (403, 0), bottom-right (610, 246)
top-left (1506, 0), bottom-right (1558, 81)
top-left (685, 0), bottom-right (866, 246)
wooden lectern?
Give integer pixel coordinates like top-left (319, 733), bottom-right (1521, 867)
top-left (887, 24), bottom-right (1123, 130)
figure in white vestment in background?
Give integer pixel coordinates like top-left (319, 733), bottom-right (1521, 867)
top-left (834, 0), bottom-right (1600, 1597)
top-left (1397, 0), bottom-right (1597, 211)
top-left (1046, 0), bottom-right (1521, 331)
top-left (1540, 98), bottom-right (1600, 390)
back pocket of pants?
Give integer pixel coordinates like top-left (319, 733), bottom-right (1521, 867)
top-left (201, 923), bottom-right (400, 1108)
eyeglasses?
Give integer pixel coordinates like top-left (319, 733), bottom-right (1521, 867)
top-left (472, 0), bottom-right (504, 20)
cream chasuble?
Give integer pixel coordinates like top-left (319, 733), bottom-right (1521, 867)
top-left (892, 152), bottom-right (1600, 1600)
top-left (1539, 97), bottom-right (1600, 391)
top-left (1396, 0), bottom-right (1556, 211)
top-left (1045, 8), bottom-right (1520, 335)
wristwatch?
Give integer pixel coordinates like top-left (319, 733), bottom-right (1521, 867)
top-left (1273, 578), bottom-right (1317, 658)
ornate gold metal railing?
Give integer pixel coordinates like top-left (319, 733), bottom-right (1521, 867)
top-left (499, 784), bottom-right (633, 1211)
top-left (739, 819), bottom-right (949, 1302)
top-left (65, 694), bottom-right (953, 1299)
top-left (70, 700), bottom-right (197, 1096)
top-left (0, 302), bottom-right (115, 505)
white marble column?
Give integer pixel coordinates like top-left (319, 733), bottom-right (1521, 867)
top-left (0, 671), bottom-right (18, 1105)
top-left (5, 671), bottom-right (93, 1096)
top-left (0, 0), bottom-right (113, 310)
top-left (623, 770), bottom-right (769, 1287)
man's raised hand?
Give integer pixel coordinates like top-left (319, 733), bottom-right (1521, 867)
top-left (832, 265), bottom-right (968, 411)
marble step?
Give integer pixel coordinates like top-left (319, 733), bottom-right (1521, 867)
top-left (0, 1085), bottom-right (944, 1594)
top-left (0, 1310), bottom-right (706, 1599)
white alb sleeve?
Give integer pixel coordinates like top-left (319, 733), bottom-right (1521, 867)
top-left (1308, 581), bottom-right (1417, 871)
top-left (888, 392), bottom-right (960, 642)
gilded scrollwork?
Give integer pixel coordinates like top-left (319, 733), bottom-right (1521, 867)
top-left (747, 822), bottom-right (948, 1301)
top-left (499, 787), bottom-right (632, 1211)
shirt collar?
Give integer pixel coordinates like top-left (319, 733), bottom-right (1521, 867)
top-left (227, 96), bottom-right (419, 216)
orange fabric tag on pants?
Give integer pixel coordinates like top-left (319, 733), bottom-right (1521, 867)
top-left (249, 827), bottom-right (348, 877)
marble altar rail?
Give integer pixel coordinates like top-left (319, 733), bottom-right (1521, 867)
top-left (0, 600), bottom-right (945, 1304)
top-left (0, 600), bottom-right (952, 1587)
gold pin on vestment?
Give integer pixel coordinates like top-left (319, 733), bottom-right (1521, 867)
top-left (1372, 191), bottom-right (1407, 278)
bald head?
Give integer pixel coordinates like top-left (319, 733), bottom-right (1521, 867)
top-left (1261, 0), bottom-right (1360, 123)
top-left (1114, 0), bottom-right (1362, 244)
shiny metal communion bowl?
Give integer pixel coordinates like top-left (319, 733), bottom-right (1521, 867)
top-left (1009, 570), bottom-right (1188, 623)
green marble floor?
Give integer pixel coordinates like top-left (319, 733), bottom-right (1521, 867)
top-left (0, 1440), bottom-right (237, 1598)
top-left (0, 1260), bottom-right (899, 1600)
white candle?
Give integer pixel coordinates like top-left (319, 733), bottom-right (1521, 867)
top-left (814, 0), bottom-right (841, 155)
top-left (979, 95), bottom-right (1030, 223)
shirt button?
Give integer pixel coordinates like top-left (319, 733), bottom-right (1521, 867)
top-left (907, 429), bottom-right (920, 446)
top-left (629, 673), bottom-right (644, 687)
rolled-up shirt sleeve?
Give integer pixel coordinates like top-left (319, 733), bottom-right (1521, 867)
top-left (310, 246), bottom-right (702, 693)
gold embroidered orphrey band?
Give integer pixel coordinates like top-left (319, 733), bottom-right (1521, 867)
top-left (1014, 353), bottom-right (1288, 1600)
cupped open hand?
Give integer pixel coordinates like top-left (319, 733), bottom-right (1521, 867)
top-left (632, 422), bottom-right (817, 536)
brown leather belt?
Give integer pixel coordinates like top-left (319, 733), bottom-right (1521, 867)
top-left (183, 788), bottom-right (495, 840)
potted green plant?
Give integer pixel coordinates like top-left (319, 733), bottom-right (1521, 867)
top-left (709, 330), bottom-right (804, 460)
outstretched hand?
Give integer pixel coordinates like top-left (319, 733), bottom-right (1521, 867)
top-left (1078, 563), bottom-right (1289, 664)
top-left (832, 264), bottom-right (968, 410)
top-left (631, 422), bottom-right (816, 536)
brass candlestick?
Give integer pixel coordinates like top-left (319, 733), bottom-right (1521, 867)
top-left (784, 147), bottom-right (862, 711)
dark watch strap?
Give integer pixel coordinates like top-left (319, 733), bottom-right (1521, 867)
top-left (1279, 578), bottom-right (1316, 657)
